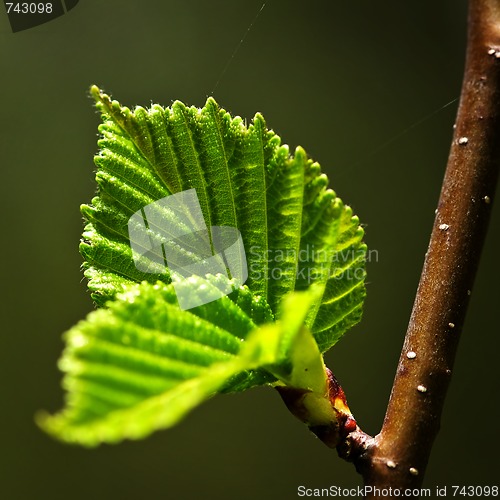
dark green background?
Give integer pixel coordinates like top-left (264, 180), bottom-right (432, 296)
top-left (1, 1), bottom-right (499, 499)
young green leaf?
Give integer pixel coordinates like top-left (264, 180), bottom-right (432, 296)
top-left (82, 86), bottom-right (366, 349)
top-left (40, 88), bottom-right (367, 445)
top-left (38, 280), bottom-right (324, 446)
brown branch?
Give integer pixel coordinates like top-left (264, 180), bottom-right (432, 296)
top-left (346, 0), bottom-right (500, 493)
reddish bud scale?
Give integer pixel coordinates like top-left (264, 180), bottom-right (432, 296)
top-left (276, 368), bottom-right (357, 449)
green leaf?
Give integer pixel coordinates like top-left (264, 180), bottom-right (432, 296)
top-left (38, 281), bottom-right (323, 446)
top-left (82, 86), bottom-right (366, 349)
top-left (40, 88), bottom-right (368, 445)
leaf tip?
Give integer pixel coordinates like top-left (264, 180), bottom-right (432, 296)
top-left (89, 85), bottom-right (110, 110)
top-left (89, 84), bottom-right (101, 100)
top-left (204, 95), bottom-right (219, 111)
top-left (252, 112), bottom-right (266, 131)
top-left (294, 145), bottom-right (307, 161)
top-left (35, 410), bottom-right (62, 442)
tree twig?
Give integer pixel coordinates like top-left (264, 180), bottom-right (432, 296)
top-left (347, 0), bottom-right (500, 493)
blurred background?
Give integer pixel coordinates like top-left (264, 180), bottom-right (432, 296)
top-left (1, 1), bottom-right (498, 498)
